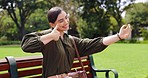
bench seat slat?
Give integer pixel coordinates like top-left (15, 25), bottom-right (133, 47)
top-left (30, 75), bottom-right (42, 78)
top-left (72, 60), bottom-right (90, 68)
top-left (17, 60), bottom-right (42, 68)
top-left (87, 73), bottom-right (93, 78)
top-left (73, 56), bottom-right (88, 60)
top-left (71, 66), bottom-right (91, 72)
top-left (18, 68), bottom-right (42, 77)
top-left (0, 73), bottom-right (10, 78)
top-left (0, 59), bottom-right (10, 71)
top-left (15, 56), bottom-right (42, 62)
top-left (0, 64), bottom-right (9, 71)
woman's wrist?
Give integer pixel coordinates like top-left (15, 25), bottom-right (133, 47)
top-left (117, 33), bottom-right (122, 40)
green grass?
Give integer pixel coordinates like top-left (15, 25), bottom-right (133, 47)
top-left (0, 45), bottom-right (41, 59)
top-left (0, 44), bottom-right (148, 78)
top-left (93, 43), bottom-right (148, 78)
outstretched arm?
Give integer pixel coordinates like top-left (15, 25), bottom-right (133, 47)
top-left (103, 24), bottom-right (132, 45)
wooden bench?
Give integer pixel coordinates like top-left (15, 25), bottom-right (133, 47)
top-left (0, 55), bottom-right (118, 78)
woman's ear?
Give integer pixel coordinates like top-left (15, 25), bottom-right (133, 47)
top-left (49, 23), bottom-right (55, 28)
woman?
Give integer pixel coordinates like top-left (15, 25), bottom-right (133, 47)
top-left (21, 7), bottom-right (132, 78)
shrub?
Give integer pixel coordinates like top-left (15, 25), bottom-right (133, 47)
top-left (0, 41), bottom-right (20, 45)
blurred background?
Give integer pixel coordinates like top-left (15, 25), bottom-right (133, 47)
top-left (0, 0), bottom-right (148, 43)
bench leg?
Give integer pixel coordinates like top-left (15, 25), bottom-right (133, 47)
top-left (105, 69), bottom-right (118, 78)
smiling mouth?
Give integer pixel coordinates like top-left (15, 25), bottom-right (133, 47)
top-left (63, 24), bottom-right (69, 28)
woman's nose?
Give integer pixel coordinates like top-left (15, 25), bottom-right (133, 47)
top-left (64, 19), bottom-right (69, 24)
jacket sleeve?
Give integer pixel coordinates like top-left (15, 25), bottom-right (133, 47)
top-left (21, 32), bottom-right (45, 53)
top-left (73, 36), bottom-right (108, 56)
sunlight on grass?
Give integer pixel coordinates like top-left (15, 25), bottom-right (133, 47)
top-left (0, 45), bottom-right (41, 59)
top-left (93, 43), bottom-right (148, 78)
top-left (0, 44), bottom-right (148, 78)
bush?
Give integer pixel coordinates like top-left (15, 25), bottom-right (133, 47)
top-left (0, 41), bottom-right (20, 45)
top-left (116, 38), bottom-right (139, 43)
top-left (0, 36), bottom-right (8, 41)
top-left (140, 28), bottom-right (148, 40)
top-left (129, 38), bottom-right (138, 43)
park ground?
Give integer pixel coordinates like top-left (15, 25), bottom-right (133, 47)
top-left (0, 43), bottom-right (148, 78)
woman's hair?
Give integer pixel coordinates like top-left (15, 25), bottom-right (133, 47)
top-left (47, 7), bottom-right (63, 23)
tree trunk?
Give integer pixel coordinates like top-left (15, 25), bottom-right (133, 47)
top-left (18, 24), bottom-right (25, 40)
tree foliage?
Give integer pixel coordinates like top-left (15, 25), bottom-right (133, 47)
top-left (77, 0), bottom-right (134, 38)
top-left (0, 0), bottom-right (52, 40)
top-left (0, 0), bottom-right (137, 40)
top-left (25, 9), bottom-right (49, 33)
top-left (77, 0), bottom-right (110, 38)
top-left (125, 2), bottom-right (148, 38)
top-left (0, 11), bottom-right (17, 40)
top-left (106, 0), bottom-right (135, 27)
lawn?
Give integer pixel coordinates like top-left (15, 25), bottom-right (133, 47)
top-left (0, 44), bottom-right (148, 78)
top-left (93, 43), bottom-right (148, 78)
top-left (0, 45), bottom-right (41, 59)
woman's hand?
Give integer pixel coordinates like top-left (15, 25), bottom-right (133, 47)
top-left (118, 24), bottom-right (132, 39)
top-left (51, 24), bottom-right (61, 41)
top-left (103, 24), bottom-right (132, 45)
top-left (40, 24), bottom-right (61, 45)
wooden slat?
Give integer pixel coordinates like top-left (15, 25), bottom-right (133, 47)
top-left (17, 60), bottom-right (42, 68)
top-left (70, 56), bottom-right (92, 77)
top-left (0, 59), bottom-right (10, 71)
top-left (85, 66), bottom-right (92, 72)
top-left (0, 59), bottom-right (7, 64)
top-left (72, 60), bottom-right (90, 68)
top-left (70, 67), bottom-right (93, 78)
top-left (18, 68), bottom-right (42, 77)
top-left (0, 73), bottom-right (10, 78)
top-left (0, 63), bottom-right (9, 71)
top-left (71, 66), bottom-right (91, 72)
top-left (0, 58), bottom-right (10, 78)
top-left (15, 56), bottom-right (42, 62)
top-left (87, 73), bottom-right (93, 78)
top-left (73, 56), bottom-right (88, 60)
top-left (30, 75), bottom-right (42, 78)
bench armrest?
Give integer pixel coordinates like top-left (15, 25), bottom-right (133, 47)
top-left (5, 56), bottom-right (18, 78)
top-left (89, 55), bottom-right (118, 78)
top-left (92, 65), bottom-right (118, 78)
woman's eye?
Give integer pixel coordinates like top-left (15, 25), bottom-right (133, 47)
top-left (58, 20), bottom-right (64, 23)
top-left (65, 16), bottom-right (68, 19)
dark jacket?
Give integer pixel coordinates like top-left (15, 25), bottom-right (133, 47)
top-left (21, 29), bottom-right (108, 78)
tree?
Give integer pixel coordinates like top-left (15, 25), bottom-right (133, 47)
top-left (76, 0), bottom-right (135, 38)
top-left (106, 0), bottom-right (135, 28)
top-left (125, 2), bottom-right (148, 38)
top-left (0, 10), bottom-right (17, 40)
top-left (0, 0), bottom-right (52, 40)
top-left (77, 0), bottom-right (112, 38)
top-left (25, 9), bottom-right (49, 33)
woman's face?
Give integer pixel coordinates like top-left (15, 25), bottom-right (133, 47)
top-left (52, 11), bottom-right (70, 32)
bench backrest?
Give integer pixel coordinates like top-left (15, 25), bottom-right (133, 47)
top-left (0, 55), bottom-right (94, 78)
top-left (0, 58), bottom-right (11, 78)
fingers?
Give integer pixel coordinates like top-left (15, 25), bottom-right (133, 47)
top-left (126, 24), bottom-right (132, 32)
top-left (54, 24), bottom-right (59, 30)
top-left (122, 25), bottom-right (128, 29)
top-left (122, 24), bottom-right (132, 30)
top-left (122, 24), bottom-right (129, 29)
top-left (128, 24), bottom-right (132, 31)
